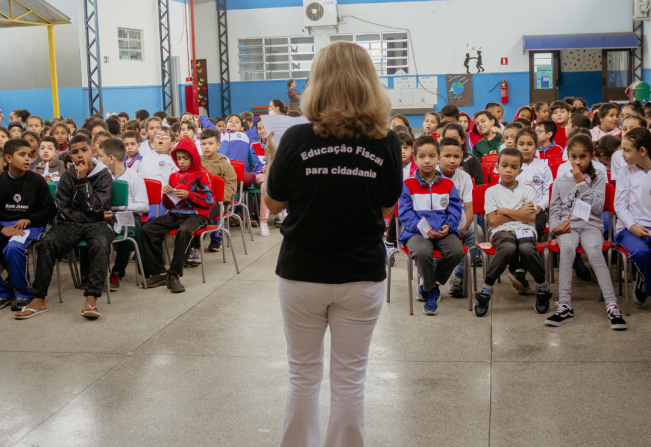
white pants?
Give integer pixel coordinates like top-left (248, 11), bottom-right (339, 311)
top-left (278, 278), bottom-right (385, 447)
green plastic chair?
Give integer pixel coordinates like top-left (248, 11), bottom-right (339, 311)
top-left (47, 181), bottom-right (57, 198)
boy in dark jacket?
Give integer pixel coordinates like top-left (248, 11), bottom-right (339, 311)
top-left (0, 139), bottom-right (57, 311)
top-left (142, 137), bottom-right (214, 293)
top-left (15, 134), bottom-right (116, 320)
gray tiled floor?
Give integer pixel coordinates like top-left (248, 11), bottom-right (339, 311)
top-left (3, 227), bottom-right (651, 446)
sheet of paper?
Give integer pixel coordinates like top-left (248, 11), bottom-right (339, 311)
top-left (570, 198), bottom-right (592, 222)
top-left (417, 217), bottom-right (432, 238)
top-left (9, 229), bottom-right (30, 244)
top-left (260, 115), bottom-right (310, 147)
top-left (514, 229), bottom-right (535, 240)
top-left (166, 192), bottom-right (181, 205)
top-left (116, 211), bottom-right (135, 227)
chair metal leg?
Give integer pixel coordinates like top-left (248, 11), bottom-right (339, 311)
top-left (106, 269), bottom-right (111, 304)
top-left (386, 253), bottom-right (392, 303)
top-left (200, 234), bottom-right (206, 283)
top-left (463, 251), bottom-right (470, 299)
top-left (623, 253), bottom-right (630, 316)
top-left (617, 251), bottom-right (622, 296)
top-left (223, 229), bottom-right (240, 273)
top-left (408, 258), bottom-right (413, 316)
top-left (55, 259), bottom-right (63, 303)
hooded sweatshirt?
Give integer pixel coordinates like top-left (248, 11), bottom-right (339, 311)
top-left (201, 151), bottom-right (237, 203)
top-left (0, 170), bottom-right (57, 230)
top-left (513, 106), bottom-right (535, 124)
top-left (34, 158), bottom-right (66, 178)
top-left (56, 159), bottom-right (115, 225)
top-left (163, 137), bottom-right (214, 218)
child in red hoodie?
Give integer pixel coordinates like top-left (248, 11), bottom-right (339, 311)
top-left (141, 137), bottom-right (214, 293)
top-left (550, 100), bottom-right (572, 149)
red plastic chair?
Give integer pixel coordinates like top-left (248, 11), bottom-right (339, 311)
top-left (480, 154), bottom-right (499, 165)
top-left (482, 162), bottom-right (497, 184)
top-left (144, 179), bottom-right (162, 220)
top-left (471, 184), bottom-right (546, 310)
top-left (549, 161), bottom-right (563, 180)
top-left (386, 203), bottom-right (471, 315)
top-left (165, 175), bottom-right (241, 282)
top-left (228, 160), bottom-right (254, 242)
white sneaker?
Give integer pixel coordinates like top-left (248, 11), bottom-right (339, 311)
top-left (260, 222), bottom-right (270, 236)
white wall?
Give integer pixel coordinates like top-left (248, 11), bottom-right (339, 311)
top-left (189, 0), bottom-right (639, 82)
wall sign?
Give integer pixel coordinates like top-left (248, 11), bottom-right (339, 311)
top-left (418, 76), bottom-right (437, 89)
top-left (501, 58), bottom-right (508, 65)
top-left (536, 66), bottom-right (553, 89)
top-left (446, 74), bottom-right (473, 106)
top-left (394, 77), bottom-right (416, 89)
top-left (195, 59), bottom-right (209, 116)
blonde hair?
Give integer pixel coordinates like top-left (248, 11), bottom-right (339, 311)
top-left (301, 41), bottom-right (391, 140)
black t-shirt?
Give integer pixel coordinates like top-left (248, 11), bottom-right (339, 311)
top-left (267, 124), bottom-right (403, 284)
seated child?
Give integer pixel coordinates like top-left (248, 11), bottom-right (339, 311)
top-left (550, 100), bottom-right (572, 149)
top-left (7, 122), bottom-right (23, 139)
top-left (16, 134), bottom-right (116, 320)
top-left (547, 134), bottom-right (626, 330)
top-left (178, 120), bottom-right (203, 155)
top-left (250, 119), bottom-right (273, 234)
top-left (590, 103), bottom-right (621, 142)
top-left (535, 120), bottom-right (564, 160)
top-left (26, 116), bottom-right (44, 135)
top-left (139, 127), bottom-right (179, 190)
top-left (436, 137), bottom-right (475, 297)
top-left (473, 110), bottom-right (502, 161)
top-left (34, 136), bottom-right (65, 181)
top-left (422, 112), bottom-right (439, 138)
top-left (95, 139), bottom-right (149, 291)
top-left (440, 122), bottom-right (483, 186)
top-left (474, 148), bottom-right (551, 317)
top-left (139, 117), bottom-right (162, 157)
top-left (458, 112), bottom-right (478, 151)
top-left (92, 131), bottom-right (111, 157)
top-left (500, 122), bottom-right (523, 151)
top-left (123, 130), bottom-right (143, 171)
top-left (386, 131), bottom-right (416, 259)
top-left (21, 130), bottom-right (41, 169)
top-left (506, 128), bottom-right (552, 293)
top-left (486, 103), bottom-right (505, 129)
top-left (562, 114), bottom-right (592, 160)
top-left (200, 128), bottom-right (237, 252)
top-left (0, 139), bottom-right (57, 311)
top-left (533, 102), bottom-right (549, 122)
top-left (142, 137), bottom-right (214, 293)
top-left (614, 127), bottom-right (651, 305)
top-left (398, 135), bottom-right (465, 315)
top-left (390, 114), bottom-right (411, 132)
top-left (513, 106), bottom-right (535, 123)
top-left (199, 113), bottom-right (261, 187)
top-left (611, 113), bottom-right (645, 182)
top-left (595, 135), bottom-right (620, 170)
top-left (0, 127), bottom-right (10, 150)
top-left (51, 123), bottom-right (70, 158)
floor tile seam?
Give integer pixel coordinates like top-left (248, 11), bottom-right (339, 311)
top-left (10, 352), bottom-right (132, 447)
top-left (128, 240), bottom-right (283, 355)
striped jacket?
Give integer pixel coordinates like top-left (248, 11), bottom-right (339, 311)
top-left (398, 170), bottom-right (463, 244)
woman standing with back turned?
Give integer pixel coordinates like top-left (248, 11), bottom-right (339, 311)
top-left (263, 41), bottom-right (403, 447)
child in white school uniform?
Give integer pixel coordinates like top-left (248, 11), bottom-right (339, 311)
top-left (138, 127), bottom-right (178, 189)
top-left (123, 130), bottom-right (143, 172)
top-left (547, 134), bottom-right (626, 330)
top-left (614, 128), bottom-right (651, 306)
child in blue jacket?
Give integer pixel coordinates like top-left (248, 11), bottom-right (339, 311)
top-left (199, 114), bottom-right (262, 187)
top-left (399, 135), bottom-right (465, 315)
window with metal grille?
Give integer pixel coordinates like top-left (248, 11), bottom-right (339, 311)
top-left (238, 36), bottom-right (315, 81)
top-left (118, 28), bottom-right (143, 61)
top-left (329, 33), bottom-right (409, 75)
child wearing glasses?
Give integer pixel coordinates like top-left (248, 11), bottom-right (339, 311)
top-left (139, 127), bottom-right (179, 190)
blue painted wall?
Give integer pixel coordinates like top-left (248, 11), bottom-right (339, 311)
top-left (558, 71), bottom-right (602, 107)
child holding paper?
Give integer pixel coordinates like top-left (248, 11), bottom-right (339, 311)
top-left (546, 134), bottom-right (626, 330)
top-left (95, 138), bottom-right (149, 291)
top-left (141, 137), bottom-right (214, 293)
top-left (398, 135), bottom-right (465, 315)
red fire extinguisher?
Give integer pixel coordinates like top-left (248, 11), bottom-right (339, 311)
top-left (500, 80), bottom-right (508, 104)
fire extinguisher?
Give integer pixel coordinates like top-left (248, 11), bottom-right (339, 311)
top-left (500, 80), bottom-right (508, 104)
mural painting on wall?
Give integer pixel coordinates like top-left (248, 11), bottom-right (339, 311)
top-left (561, 49), bottom-right (602, 71)
top-left (195, 59), bottom-right (209, 116)
top-left (446, 74), bottom-right (473, 107)
top-left (463, 45), bottom-right (484, 74)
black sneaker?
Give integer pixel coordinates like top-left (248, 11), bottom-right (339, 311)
top-left (508, 271), bottom-right (532, 295)
top-left (208, 241), bottom-right (222, 252)
top-left (145, 273), bottom-right (168, 289)
top-left (185, 248), bottom-right (201, 267)
top-left (535, 289), bottom-right (552, 314)
top-left (607, 306), bottom-right (628, 330)
top-left (11, 297), bottom-right (32, 312)
top-left (168, 274), bottom-right (186, 293)
top-left (545, 302), bottom-right (574, 327)
top-left (473, 290), bottom-right (491, 317)
top-left (573, 255), bottom-right (592, 281)
top-left (0, 296), bottom-right (14, 310)
top-left (274, 216), bottom-right (282, 228)
top-left (109, 273), bottom-right (122, 291)
top-left (634, 274), bottom-right (646, 305)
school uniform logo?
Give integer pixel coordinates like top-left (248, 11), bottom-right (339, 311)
top-left (159, 161), bottom-right (166, 168)
top-left (13, 194), bottom-right (21, 203)
top-left (532, 175), bottom-right (541, 184)
top-left (236, 134), bottom-right (242, 139)
top-left (440, 197), bottom-right (449, 207)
